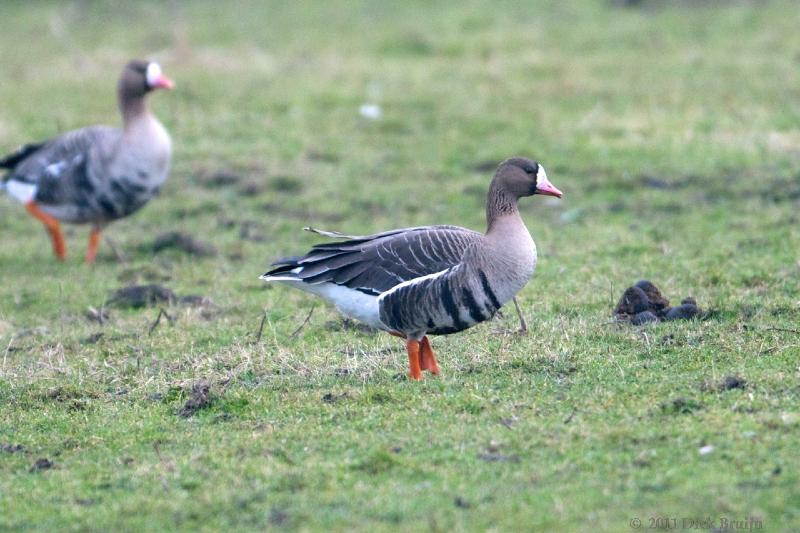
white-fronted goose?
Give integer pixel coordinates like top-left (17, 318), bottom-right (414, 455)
top-left (0, 60), bottom-right (174, 263)
top-left (261, 157), bottom-right (563, 379)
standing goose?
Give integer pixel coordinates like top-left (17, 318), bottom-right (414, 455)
top-left (0, 60), bottom-right (174, 263)
top-left (261, 157), bottom-right (563, 379)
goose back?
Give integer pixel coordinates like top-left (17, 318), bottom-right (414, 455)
top-left (264, 225), bottom-right (482, 296)
top-left (2, 123), bottom-right (169, 223)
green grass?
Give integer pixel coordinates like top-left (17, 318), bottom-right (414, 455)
top-left (1, 0), bottom-right (799, 530)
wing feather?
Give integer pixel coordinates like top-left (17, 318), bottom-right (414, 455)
top-left (262, 225), bottom-right (482, 295)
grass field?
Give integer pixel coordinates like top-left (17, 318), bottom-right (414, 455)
top-left (1, 0), bottom-right (799, 530)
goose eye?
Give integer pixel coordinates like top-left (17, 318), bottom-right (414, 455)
top-left (523, 165), bottom-right (536, 175)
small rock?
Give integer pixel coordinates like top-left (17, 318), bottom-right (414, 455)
top-left (614, 286), bottom-right (650, 316)
top-left (631, 310), bottom-right (658, 325)
top-left (665, 304), bottom-right (700, 321)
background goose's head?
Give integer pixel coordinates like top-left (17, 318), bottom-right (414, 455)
top-left (494, 157), bottom-right (562, 199)
top-left (118, 60), bottom-right (174, 101)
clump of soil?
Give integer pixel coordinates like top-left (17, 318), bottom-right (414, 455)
top-left (1, 443), bottom-right (24, 453)
top-left (702, 375), bottom-right (747, 392)
top-left (30, 458), bottom-right (53, 472)
top-left (321, 392), bottom-right (352, 404)
top-left (179, 381), bottom-right (213, 417)
top-left (614, 280), bottom-right (702, 325)
top-left (152, 231), bottom-right (217, 257)
top-left (107, 284), bottom-right (176, 308)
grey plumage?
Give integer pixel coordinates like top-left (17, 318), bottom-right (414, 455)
top-left (261, 157), bottom-right (563, 379)
top-left (267, 225), bottom-right (481, 296)
top-left (1, 59), bottom-right (173, 262)
top-left (1, 126), bottom-right (160, 223)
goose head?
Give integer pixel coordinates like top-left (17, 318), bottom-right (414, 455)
top-left (118, 60), bottom-right (174, 102)
top-left (495, 157), bottom-right (562, 199)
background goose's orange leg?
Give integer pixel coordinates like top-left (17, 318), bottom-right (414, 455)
top-left (420, 336), bottom-right (440, 375)
top-left (25, 201), bottom-right (66, 260)
top-left (406, 339), bottom-right (422, 380)
top-left (86, 228), bottom-right (102, 264)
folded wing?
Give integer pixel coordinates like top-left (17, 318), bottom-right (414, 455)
top-left (263, 225), bottom-right (482, 295)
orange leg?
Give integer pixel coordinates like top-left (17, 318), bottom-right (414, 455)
top-left (406, 339), bottom-right (423, 380)
top-left (25, 201), bottom-right (66, 260)
top-left (420, 336), bottom-right (440, 375)
top-left (85, 228), bottom-right (102, 264)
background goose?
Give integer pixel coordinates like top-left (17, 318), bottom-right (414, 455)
top-left (262, 157), bottom-right (563, 379)
top-left (0, 59), bottom-right (174, 263)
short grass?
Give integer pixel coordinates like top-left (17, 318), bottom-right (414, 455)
top-left (1, 0), bottom-right (799, 531)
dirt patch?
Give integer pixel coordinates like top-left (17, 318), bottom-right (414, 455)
top-left (269, 508), bottom-right (289, 526)
top-left (107, 284), bottom-right (176, 308)
top-left (117, 265), bottom-right (172, 284)
top-left (454, 496), bottom-right (472, 509)
top-left (1, 443), bottom-right (24, 453)
top-left (703, 375), bottom-right (747, 392)
top-left (720, 375), bottom-right (747, 391)
top-left (152, 232), bottom-right (217, 257)
top-left (30, 458), bottom-right (53, 472)
top-left (179, 381), bottom-right (214, 417)
top-left (665, 304), bottom-right (701, 321)
top-left (478, 441), bottom-right (520, 463)
top-left (478, 452), bottom-right (520, 463)
top-left (660, 397), bottom-right (701, 415)
top-left (177, 295), bottom-right (214, 307)
top-left (614, 280), bottom-right (702, 325)
top-left (268, 175), bottom-right (303, 193)
top-left (197, 170), bottom-right (242, 188)
top-left (321, 392), bottom-right (352, 404)
top-left (82, 332), bottom-right (104, 345)
top-left (42, 387), bottom-right (99, 402)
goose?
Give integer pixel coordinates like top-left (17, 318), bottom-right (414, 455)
top-left (0, 60), bottom-right (174, 263)
top-left (261, 157), bottom-right (563, 379)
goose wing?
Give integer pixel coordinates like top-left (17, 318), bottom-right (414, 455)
top-left (1, 126), bottom-right (119, 205)
top-left (263, 225), bottom-right (482, 295)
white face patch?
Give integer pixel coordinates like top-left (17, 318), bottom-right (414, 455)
top-left (537, 165), bottom-right (548, 186)
top-left (146, 62), bottom-right (162, 88)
